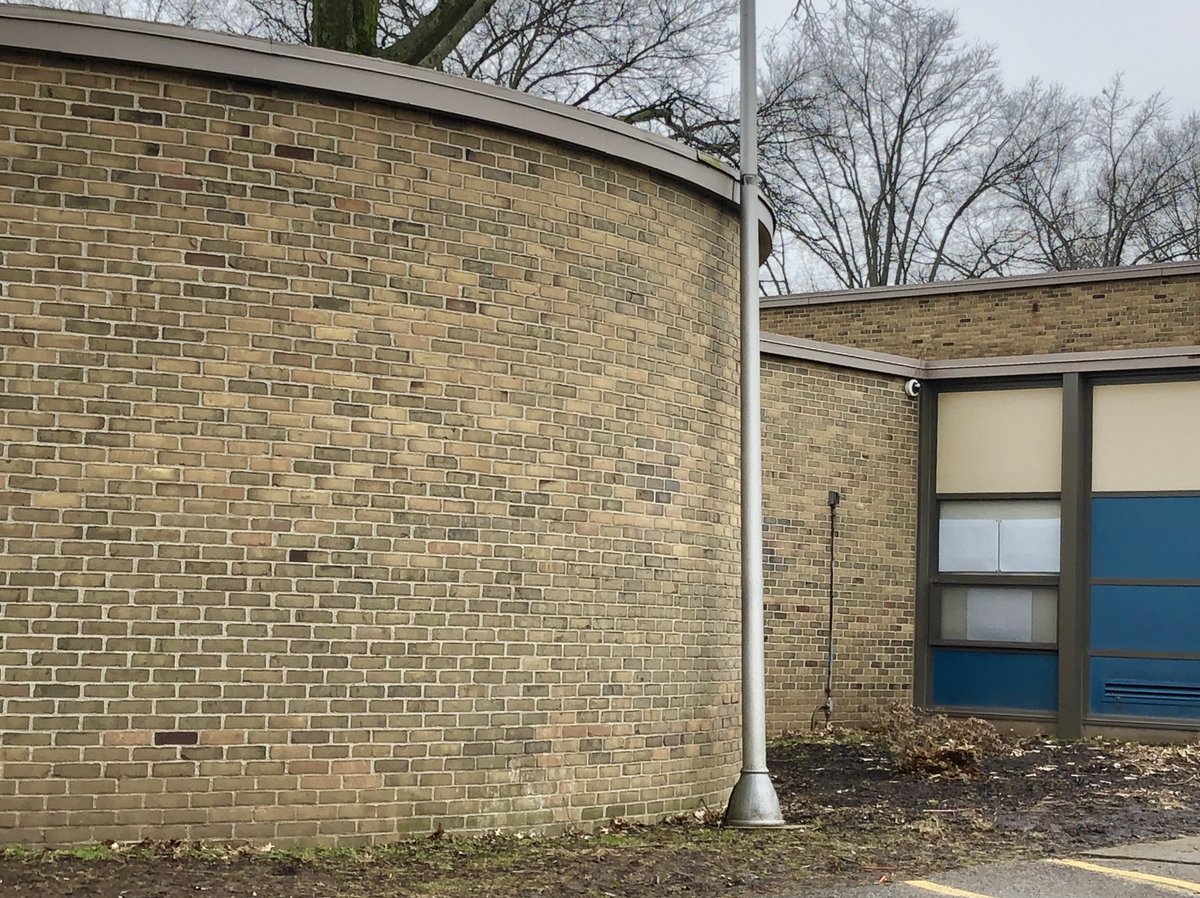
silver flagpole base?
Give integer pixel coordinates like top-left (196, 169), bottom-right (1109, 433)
top-left (724, 769), bottom-right (784, 827)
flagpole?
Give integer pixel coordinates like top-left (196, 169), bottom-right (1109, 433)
top-left (724, 0), bottom-right (784, 829)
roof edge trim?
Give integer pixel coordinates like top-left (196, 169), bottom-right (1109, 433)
top-left (0, 6), bottom-right (775, 261)
top-left (922, 345), bottom-right (1200, 380)
top-left (761, 261), bottom-right (1200, 309)
top-left (760, 334), bottom-right (922, 378)
top-left (760, 333), bottom-right (1200, 380)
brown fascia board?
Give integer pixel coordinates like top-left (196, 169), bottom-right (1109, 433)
top-left (760, 333), bottom-right (923, 378)
top-left (921, 345), bottom-right (1200, 379)
top-left (0, 5), bottom-right (776, 262)
top-left (760, 261), bottom-right (1200, 309)
top-left (761, 333), bottom-right (1200, 380)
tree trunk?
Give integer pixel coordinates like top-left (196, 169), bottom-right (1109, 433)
top-left (382, 0), bottom-right (497, 68)
top-left (311, 0), bottom-right (381, 57)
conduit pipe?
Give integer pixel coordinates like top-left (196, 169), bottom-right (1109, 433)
top-left (724, 0), bottom-right (784, 828)
top-left (812, 490), bottom-right (839, 729)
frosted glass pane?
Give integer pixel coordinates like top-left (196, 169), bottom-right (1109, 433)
top-left (1031, 589), bottom-right (1058, 643)
top-left (940, 590), bottom-right (969, 640)
top-left (939, 519), bottom-right (999, 572)
top-left (941, 500), bottom-right (1059, 520)
top-left (999, 518), bottom-right (1061, 573)
top-left (967, 587), bottom-right (1033, 642)
top-left (939, 586), bottom-right (1057, 644)
top-left (939, 500), bottom-right (1060, 573)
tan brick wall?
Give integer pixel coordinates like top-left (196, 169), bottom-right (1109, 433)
top-left (760, 358), bottom-right (917, 734)
top-left (762, 275), bottom-right (1200, 359)
top-left (0, 51), bottom-right (745, 844)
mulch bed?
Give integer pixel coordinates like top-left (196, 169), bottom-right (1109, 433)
top-left (3, 733), bottom-right (1199, 897)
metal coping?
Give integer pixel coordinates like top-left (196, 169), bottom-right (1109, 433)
top-left (0, 5), bottom-right (775, 262)
top-left (760, 261), bottom-right (1200, 309)
top-left (761, 333), bottom-right (1200, 380)
top-left (760, 333), bottom-right (921, 378)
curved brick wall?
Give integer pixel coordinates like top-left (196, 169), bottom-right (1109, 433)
top-left (0, 33), bottom-right (746, 843)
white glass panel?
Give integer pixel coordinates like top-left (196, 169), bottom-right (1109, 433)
top-left (939, 519), bottom-right (999, 572)
top-left (999, 518), bottom-right (1060, 573)
top-left (940, 500), bottom-right (1060, 521)
top-left (939, 586), bottom-right (1057, 644)
top-left (939, 500), bottom-right (1060, 574)
top-left (967, 587), bottom-right (1033, 642)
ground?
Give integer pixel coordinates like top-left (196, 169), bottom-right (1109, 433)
top-left (3, 730), bottom-right (1199, 898)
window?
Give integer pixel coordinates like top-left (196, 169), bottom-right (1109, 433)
top-left (939, 500), bottom-right (1060, 574)
top-left (936, 585), bottom-right (1058, 645)
top-left (928, 387), bottom-right (1063, 714)
top-left (934, 500), bottom-right (1060, 648)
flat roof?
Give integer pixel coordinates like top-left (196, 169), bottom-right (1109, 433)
top-left (760, 261), bottom-right (1200, 309)
top-left (0, 6), bottom-right (774, 261)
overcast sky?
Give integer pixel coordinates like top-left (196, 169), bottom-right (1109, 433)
top-left (757, 0), bottom-right (1200, 115)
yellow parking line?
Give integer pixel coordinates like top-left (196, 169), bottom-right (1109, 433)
top-left (904, 881), bottom-right (998, 898)
top-left (1050, 858), bottom-right (1200, 893)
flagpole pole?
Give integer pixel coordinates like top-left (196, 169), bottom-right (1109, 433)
top-left (724, 0), bottom-right (784, 828)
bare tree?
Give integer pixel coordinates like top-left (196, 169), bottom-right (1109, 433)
top-left (1002, 77), bottom-right (1200, 270)
top-left (310, 0), bottom-right (379, 56)
top-left (181, 0), bottom-right (503, 68)
top-left (429, 0), bottom-right (735, 126)
top-left (1138, 138), bottom-right (1200, 262)
top-left (759, 0), bottom-right (1060, 290)
top-left (12, 0), bottom-right (241, 27)
top-left (8, 0), bottom-right (737, 138)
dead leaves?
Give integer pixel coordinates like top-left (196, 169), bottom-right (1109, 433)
top-left (867, 704), bottom-right (1008, 778)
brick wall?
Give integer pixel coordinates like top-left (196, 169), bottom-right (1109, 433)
top-left (760, 357), bottom-right (917, 734)
top-left (761, 275), bottom-right (1200, 359)
top-left (0, 50), bottom-right (745, 844)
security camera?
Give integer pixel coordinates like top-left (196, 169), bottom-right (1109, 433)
top-left (903, 378), bottom-right (922, 398)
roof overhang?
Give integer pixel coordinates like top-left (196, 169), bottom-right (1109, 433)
top-left (0, 5), bottom-right (776, 262)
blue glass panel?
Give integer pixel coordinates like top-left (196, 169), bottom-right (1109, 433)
top-left (1091, 585), bottom-right (1200, 654)
top-left (931, 648), bottom-right (1058, 712)
top-left (1089, 656), bottom-right (1200, 720)
top-left (1092, 497), bottom-right (1200, 581)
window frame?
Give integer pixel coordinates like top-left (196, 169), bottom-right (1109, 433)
top-left (916, 377), bottom-right (1066, 717)
top-left (929, 490), bottom-right (1062, 651)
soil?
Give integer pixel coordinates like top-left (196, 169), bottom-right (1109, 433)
top-left (3, 733), bottom-right (1199, 898)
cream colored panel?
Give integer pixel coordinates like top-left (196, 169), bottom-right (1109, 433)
top-left (936, 389), bottom-right (1062, 493)
top-left (1094, 380), bottom-right (1200, 492)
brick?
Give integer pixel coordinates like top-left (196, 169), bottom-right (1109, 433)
top-left (759, 359), bottom-right (918, 732)
top-left (0, 45), bottom-right (743, 846)
top-left (761, 277), bottom-right (1200, 359)
top-left (759, 272), bottom-right (1200, 728)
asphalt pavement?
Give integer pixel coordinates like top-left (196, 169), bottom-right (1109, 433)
top-left (817, 836), bottom-right (1200, 897)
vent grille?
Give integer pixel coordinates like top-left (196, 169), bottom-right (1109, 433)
top-left (1103, 679), bottom-right (1200, 706)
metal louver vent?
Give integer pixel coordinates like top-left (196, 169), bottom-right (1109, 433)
top-left (1103, 680), bottom-right (1200, 706)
